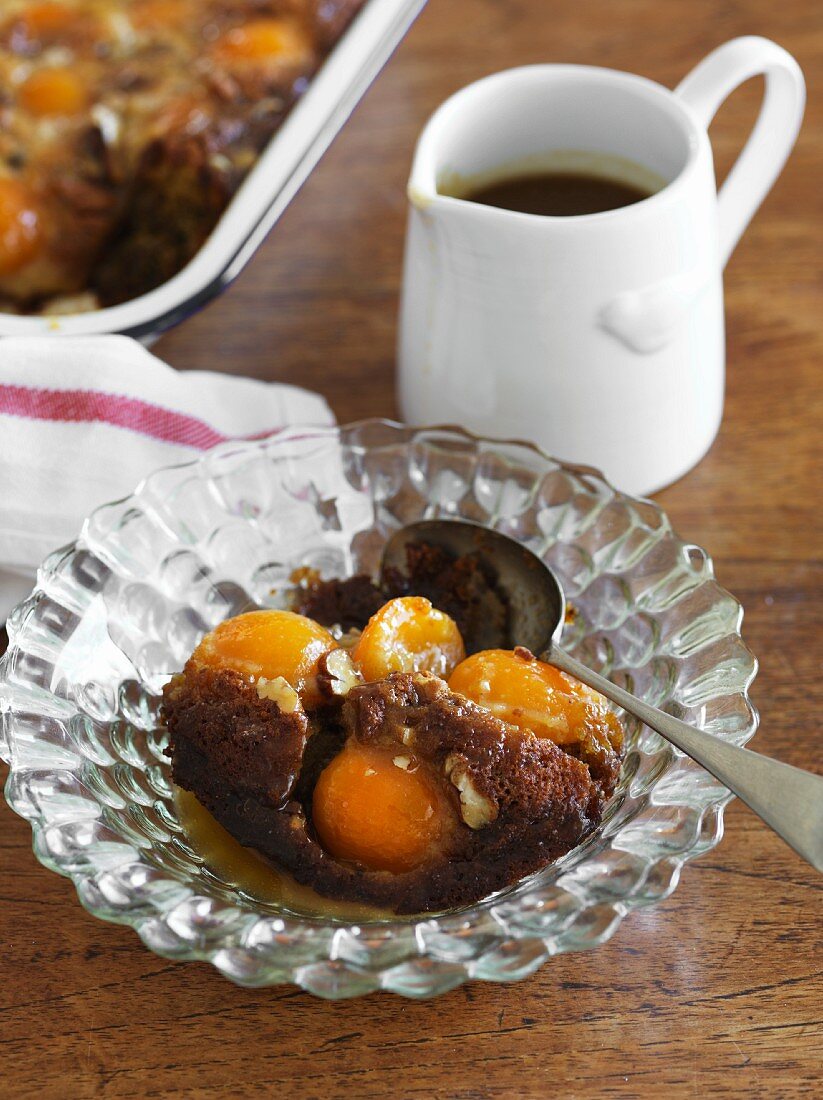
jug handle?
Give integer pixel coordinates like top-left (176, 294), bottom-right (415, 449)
top-left (675, 36), bottom-right (805, 267)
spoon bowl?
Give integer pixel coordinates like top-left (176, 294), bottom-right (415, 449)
top-left (382, 518), bottom-right (566, 653)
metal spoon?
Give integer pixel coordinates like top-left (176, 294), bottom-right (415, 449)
top-left (382, 519), bottom-right (823, 871)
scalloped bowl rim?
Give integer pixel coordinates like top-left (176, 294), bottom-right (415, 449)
top-left (0, 420), bottom-right (758, 997)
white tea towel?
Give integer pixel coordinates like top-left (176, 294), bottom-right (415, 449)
top-left (0, 335), bottom-right (335, 620)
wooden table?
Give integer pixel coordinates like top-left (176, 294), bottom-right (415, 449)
top-left (2, 1), bottom-right (821, 1095)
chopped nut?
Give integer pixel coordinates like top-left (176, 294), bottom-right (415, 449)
top-left (393, 755), bottom-right (412, 771)
top-left (316, 648), bottom-right (361, 699)
top-left (444, 753), bottom-right (497, 829)
top-left (256, 676), bottom-right (300, 713)
top-left (513, 646), bottom-right (537, 662)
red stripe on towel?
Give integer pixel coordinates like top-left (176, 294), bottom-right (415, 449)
top-left (0, 383), bottom-right (278, 450)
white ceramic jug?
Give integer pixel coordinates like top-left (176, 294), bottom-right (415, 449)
top-left (398, 37), bottom-right (805, 495)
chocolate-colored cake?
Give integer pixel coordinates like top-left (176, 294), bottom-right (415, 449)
top-left (295, 541), bottom-right (511, 653)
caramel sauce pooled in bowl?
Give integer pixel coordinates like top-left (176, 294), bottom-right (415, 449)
top-left (173, 787), bottom-right (392, 922)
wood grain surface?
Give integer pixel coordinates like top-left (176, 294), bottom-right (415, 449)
top-left (1, 1), bottom-right (821, 1096)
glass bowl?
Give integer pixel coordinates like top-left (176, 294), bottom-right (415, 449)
top-left (0, 421), bottom-right (757, 999)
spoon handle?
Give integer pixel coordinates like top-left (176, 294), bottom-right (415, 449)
top-left (548, 647), bottom-right (823, 872)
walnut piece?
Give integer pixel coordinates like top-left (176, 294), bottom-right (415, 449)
top-left (444, 753), bottom-right (498, 830)
top-left (316, 648), bottom-right (361, 699)
top-left (256, 676), bottom-right (300, 714)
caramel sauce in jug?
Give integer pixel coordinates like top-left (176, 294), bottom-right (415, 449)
top-left (463, 170), bottom-right (653, 216)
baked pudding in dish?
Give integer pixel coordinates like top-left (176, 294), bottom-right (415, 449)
top-left (162, 544), bottom-right (624, 915)
top-left (0, 0), bottom-right (365, 312)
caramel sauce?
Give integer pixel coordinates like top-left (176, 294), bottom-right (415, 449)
top-left (463, 170), bottom-right (653, 216)
top-left (173, 787), bottom-right (392, 922)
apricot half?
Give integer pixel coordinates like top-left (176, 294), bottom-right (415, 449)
top-left (449, 648), bottom-right (589, 745)
top-left (313, 742), bottom-right (447, 873)
top-left (191, 609), bottom-right (338, 707)
top-left (0, 179), bottom-right (41, 276)
top-left (213, 18), bottom-right (311, 65)
top-left (352, 596), bottom-right (466, 682)
top-left (19, 67), bottom-right (87, 116)
top-left (18, 2), bottom-right (74, 39)
top-left (131, 0), bottom-right (192, 29)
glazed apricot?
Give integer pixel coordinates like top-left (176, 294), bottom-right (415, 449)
top-left (19, 2), bottom-right (74, 38)
top-left (0, 179), bottom-right (41, 276)
top-left (313, 742), bottom-right (447, 873)
top-left (131, 0), bottom-right (192, 30)
top-left (19, 67), bottom-right (87, 116)
top-left (191, 609), bottom-right (338, 706)
top-left (449, 649), bottom-right (588, 745)
top-left (213, 18), bottom-right (311, 65)
top-left (352, 596), bottom-right (466, 682)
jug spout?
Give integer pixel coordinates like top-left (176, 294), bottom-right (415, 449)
top-left (406, 139), bottom-right (473, 222)
top-left (406, 117), bottom-right (443, 213)
top-left (405, 180), bottom-right (494, 230)
top-left (406, 180), bottom-right (439, 213)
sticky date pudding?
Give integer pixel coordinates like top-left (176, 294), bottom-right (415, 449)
top-left (0, 0), bottom-right (365, 312)
top-left (162, 544), bottom-right (624, 915)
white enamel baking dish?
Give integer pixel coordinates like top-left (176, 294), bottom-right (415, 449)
top-left (0, 0), bottom-right (426, 341)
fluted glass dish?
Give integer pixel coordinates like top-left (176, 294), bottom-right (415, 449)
top-left (0, 421), bottom-right (757, 998)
